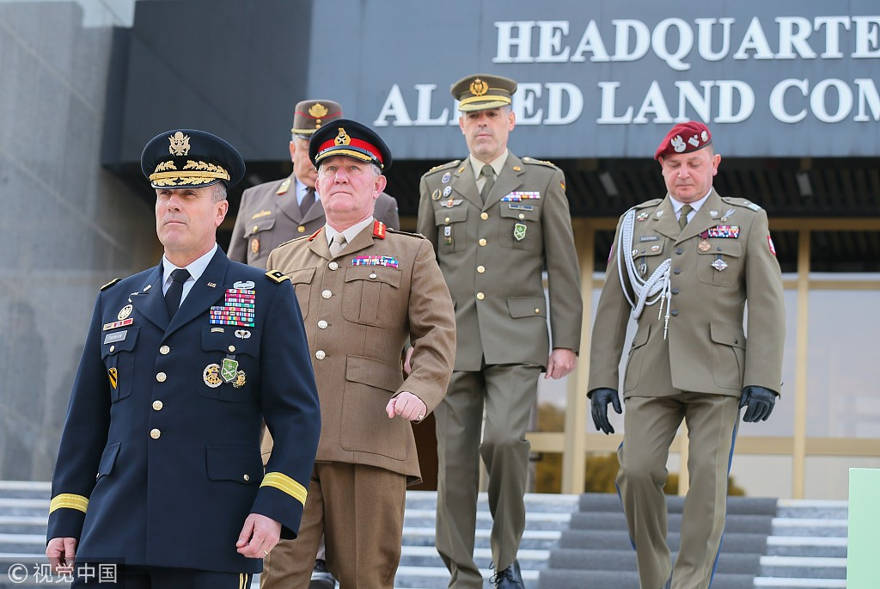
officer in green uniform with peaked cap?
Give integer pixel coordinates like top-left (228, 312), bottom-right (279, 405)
top-left (417, 74), bottom-right (583, 589)
top-left (588, 121), bottom-right (785, 589)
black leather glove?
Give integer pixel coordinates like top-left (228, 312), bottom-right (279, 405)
top-left (739, 386), bottom-right (778, 422)
top-left (588, 388), bottom-right (622, 434)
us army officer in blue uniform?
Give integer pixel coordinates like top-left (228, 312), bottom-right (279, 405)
top-left (46, 129), bottom-right (320, 588)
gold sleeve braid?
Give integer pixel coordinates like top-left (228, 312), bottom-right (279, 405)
top-left (260, 472), bottom-right (307, 505)
top-left (49, 493), bottom-right (89, 514)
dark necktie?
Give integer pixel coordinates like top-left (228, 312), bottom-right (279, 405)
top-left (678, 204), bottom-right (693, 231)
top-left (479, 164), bottom-right (495, 203)
top-left (301, 186), bottom-right (316, 213)
top-left (164, 268), bottom-right (191, 319)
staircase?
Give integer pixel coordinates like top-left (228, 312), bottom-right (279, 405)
top-left (395, 491), bottom-right (578, 588)
top-left (540, 493), bottom-right (847, 589)
top-left (0, 482), bottom-right (848, 589)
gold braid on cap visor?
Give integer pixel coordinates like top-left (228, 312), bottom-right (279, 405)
top-left (149, 160), bottom-right (231, 186)
top-left (458, 94), bottom-right (512, 107)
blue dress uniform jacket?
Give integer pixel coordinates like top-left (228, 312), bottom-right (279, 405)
top-left (47, 249), bottom-right (320, 574)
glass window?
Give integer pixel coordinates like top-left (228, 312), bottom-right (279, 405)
top-left (806, 286), bottom-right (880, 438)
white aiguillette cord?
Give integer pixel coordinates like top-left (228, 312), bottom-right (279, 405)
top-left (617, 209), bottom-right (673, 339)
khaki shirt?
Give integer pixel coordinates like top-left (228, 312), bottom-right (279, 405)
top-left (589, 190), bottom-right (785, 397)
top-left (417, 153), bottom-right (582, 370)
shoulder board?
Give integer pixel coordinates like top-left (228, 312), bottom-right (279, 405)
top-left (373, 220), bottom-right (386, 239)
top-left (276, 234), bottom-right (311, 249)
top-left (387, 228), bottom-right (426, 239)
top-left (425, 160), bottom-right (461, 175)
top-left (521, 156), bottom-right (558, 169)
top-left (633, 198), bottom-right (663, 210)
top-left (276, 177), bottom-right (292, 195)
top-left (100, 278), bottom-right (121, 291)
top-left (722, 196), bottom-right (762, 211)
top-left (265, 270), bottom-right (290, 284)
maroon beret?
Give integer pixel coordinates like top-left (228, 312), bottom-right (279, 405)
top-left (655, 121), bottom-right (712, 160)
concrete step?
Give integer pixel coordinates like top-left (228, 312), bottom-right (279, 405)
top-left (0, 482), bottom-right (50, 501)
top-left (548, 549), bottom-right (762, 575)
top-left (395, 565), bottom-right (539, 589)
top-left (770, 518), bottom-right (848, 538)
top-left (569, 512), bottom-right (774, 535)
top-left (758, 556), bottom-right (846, 580)
top-left (399, 546), bottom-right (548, 571)
top-left (407, 491), bottom-right (579, 514)
top-left (404, 509), bottom-right (572, 531)
top-left (578, 493), bottom-right (779, 516)
top-left (557, 529), bottom-right (768, 554)
top-left (0, 534), bottom-right (44, 554)
top-left (538, 570), bottom-right (756, 589)
top-left (403, 526), bottom-right (560, 550)
top-left (0, 516), bottom-right (47, 535)
top-left (753, 578), bottom-right (846, 588)
top-left (775, 499), bottom-right (848, 520)
top-left (0, 499), bottom-right (49, 518)
top-left (765, 536), bottom-right (847, 558)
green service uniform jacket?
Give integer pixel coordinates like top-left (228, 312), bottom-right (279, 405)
top-left (417, 153), bottom-right (582, 370)
top-left (589, 190), bottom-right (785, 398)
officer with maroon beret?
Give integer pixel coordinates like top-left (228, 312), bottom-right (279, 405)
top-left (588, 121), bottom-right (785, 589)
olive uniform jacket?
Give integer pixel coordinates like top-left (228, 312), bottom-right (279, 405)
top-left (266, 221), bottom-right (456, 482)
top-left (47, 249), bottom-right (320, 574)
top-left (589, 190), bottom-right (785, 398)
top-left (417, 153), bottom-right (582, 371)
top-left (229, 174), bottom-right (400, 268)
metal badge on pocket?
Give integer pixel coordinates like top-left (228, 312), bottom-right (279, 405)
top-left (513, 223), bottom-right (527, 241)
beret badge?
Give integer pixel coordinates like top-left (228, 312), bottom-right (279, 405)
top-left (671, 135), bottom-right (686, 153)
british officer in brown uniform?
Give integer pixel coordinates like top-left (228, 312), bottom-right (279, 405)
top-left (260, 120), bottom-right (456, 589)
top-left (588, 121), bottom-right (785, 589)
top-left (228, 100), bottom-right (399, 269)
top-left (417, 74), bottom-right (583, 589)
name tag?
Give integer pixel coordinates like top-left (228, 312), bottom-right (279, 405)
top-left (103, 330), bottom-right (127, 344)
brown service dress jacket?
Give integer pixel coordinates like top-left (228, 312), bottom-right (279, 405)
top-left (229, 174), bottom-right (400, 268)
top-left (266, 222), bottom-right (456, 481)
top-left (589, 190), bottom-right (785, 398)
top-left (417, 153), bottom-right (582, 371)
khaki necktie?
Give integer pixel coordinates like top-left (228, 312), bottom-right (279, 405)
top-left (329, 234), bottom-right (347, 258)
top-left (678, 204), bottom-right (693, 231)
top-left (479, 164), bottom-right (496, 203)
top-left (300, 186), bottom-right (315, 213)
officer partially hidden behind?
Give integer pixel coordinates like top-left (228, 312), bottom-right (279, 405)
top-left (46, 129), bottom-right (321, 588)
top-left (588, 121), bottom-right (785, 589)
top-left (417, 74), bottom-right (583, 588)
top-left (228, 99), bottom-right (399, 269)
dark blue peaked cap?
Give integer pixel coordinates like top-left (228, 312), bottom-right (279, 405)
top-left (141, 129), bottom-right (246, 189)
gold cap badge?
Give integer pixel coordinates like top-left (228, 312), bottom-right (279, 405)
top-left (335, 127), bottom-right (351, 146)
top-left (309, 103), bottom-right (328, 118)
top-left (469, 78), bottom-right (488, 96)
top-left (168, 131), bottom-right (191, 156)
